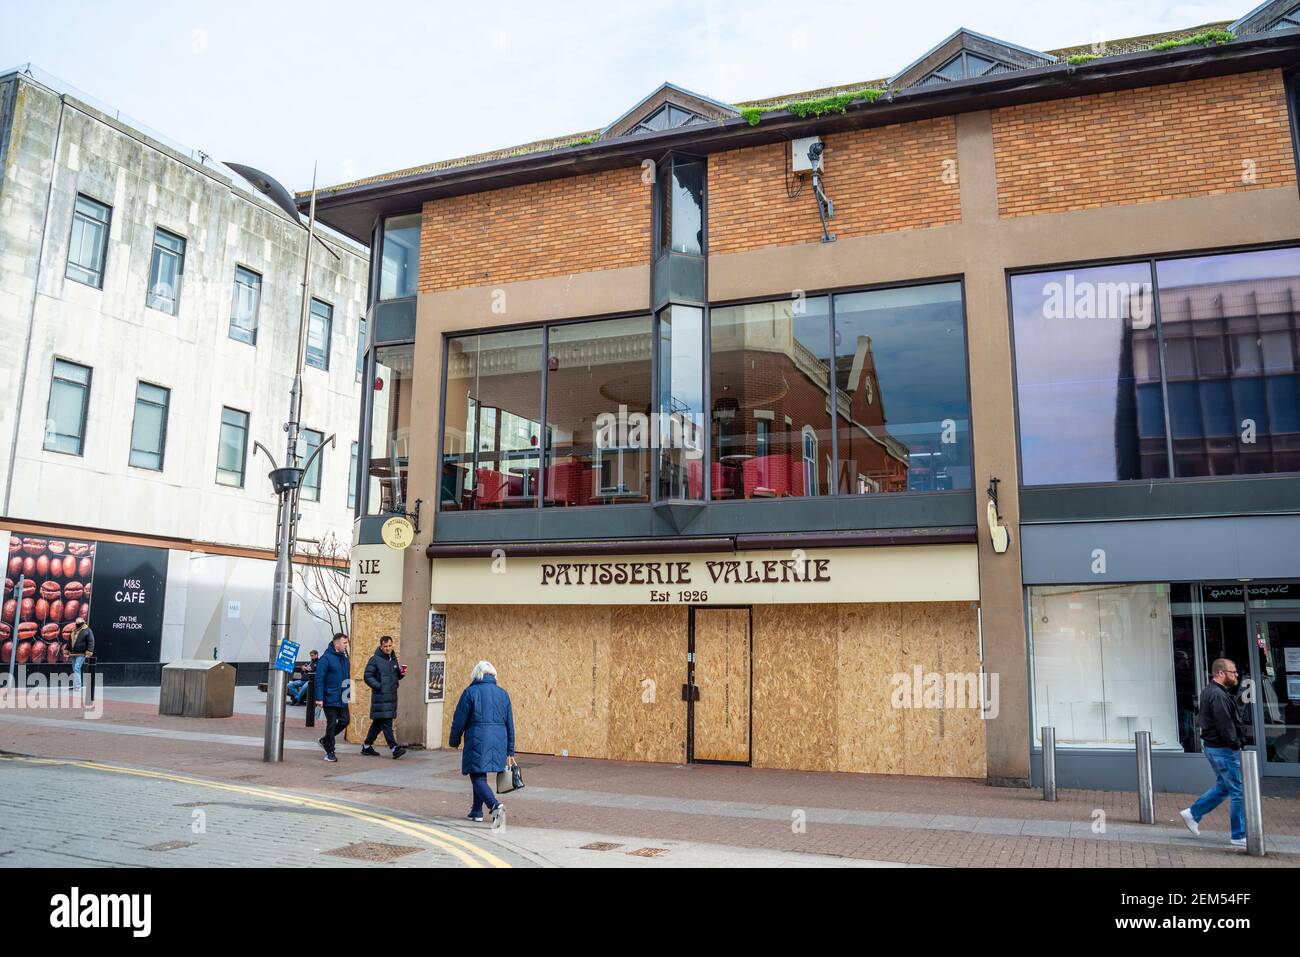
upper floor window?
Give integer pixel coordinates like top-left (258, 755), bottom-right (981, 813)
top-left (379, 213), bottom-right (421, 299)
top-left (307, 298), bottom-right (332, 370)
top-left (1010, 245), bottom-right (1300, 485)
top-left (230, 266), bottom-right (261, 345)
top-left (915, 51), bottom-right (1016, 88)
top-left (356, 317), bottom-right (367, 380)
top-left (147, 227), bottom-right (186, 315)
top-left (633, 104), bottom-right (704, 134)
top-left (129, 381), bottom-right (170, 471)
top-left (657, 157), bottom-right (704, 257)
top-left (66, 195), bottom-right (110, 288)
top-left (368, 344), bottom-right (415, 515)
top-left (348, 441), bottom-right (359, 510)
top-left (216, 407), bottom-right (249, 487)
top-left (301, 428), bottom-right (324, 501)
top-left (44, 359), bottom-right (91, 456)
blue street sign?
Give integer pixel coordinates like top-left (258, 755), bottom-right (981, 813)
top-left (274, 638), bottom-right (300, 674)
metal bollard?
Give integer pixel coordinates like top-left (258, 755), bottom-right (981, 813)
top-left (1042, 726), bottom-right (1057, 801)
top-left (1242, 749), bottom-right (1265, 857)
top-left (1135, 730), bottom-right (1155, 824)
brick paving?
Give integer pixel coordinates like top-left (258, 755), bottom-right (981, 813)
top-left (0, 696), bottom-right (1296, 868)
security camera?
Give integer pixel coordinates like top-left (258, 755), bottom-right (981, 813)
top-left (807, 141), bottom-right (824, 165)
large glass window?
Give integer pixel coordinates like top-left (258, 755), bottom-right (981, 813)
top-left (307, 299), bottom-right (332, 370)
top-left (441, 330), bottom-right (544, 510)
top-left (368, 344), bottom-right (415, 514)
top-left (66, 194), bottom-right (110, 288)
top-left (658, 158), bottom-right (704, 256)
top-left (348, 441), bottom-right (359, 510)
top-left (833, 283), bottom-right (971, 493)
top-left (658, 305), bottom-right (706, 499)
top-left (356, 317), bottom-right (367, 380)
top-left (129, 381), bottom-right (169, 471)
top-left (709, 298), bottom-right (832, 500)
top-left (229, 266), bottom-right (261, 345)
top-left (1029, 583), bottom-right (1180, 749)
top-left (379, 213), bottom-right (421, 300)
top-left (545, 316), bottom-right (653, 506)
top-left (1011, 263), bottom-right (1164, 485)
top-left (301, 428), bottom-right (323, 502)
top-left (146, 227), bottom-right (185, 315)
top-left (44, 359), bottom-right (91, 456)
top-left (1156, 248), bottom-right (1300, 477)
top-left (216, 407), bottom-right (249, 487)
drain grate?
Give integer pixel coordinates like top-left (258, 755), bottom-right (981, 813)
top-left (145, 841), bottom-right (195, 852)
top-left (627, 847), bottom-right (669, 858)
top-left (580, 841), bottom-right (624, 852)
top-left (323, 841), bottom-right (422, 862)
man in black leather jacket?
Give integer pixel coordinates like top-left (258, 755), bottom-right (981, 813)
top-left (1179, 659), bottom-right (1247, 847)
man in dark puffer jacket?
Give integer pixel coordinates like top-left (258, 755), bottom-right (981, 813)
top-left (361, 635), bottom-right (407, 758)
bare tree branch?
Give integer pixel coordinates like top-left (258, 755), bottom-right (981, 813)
top-left (294, 530), bottom-right (351, 639)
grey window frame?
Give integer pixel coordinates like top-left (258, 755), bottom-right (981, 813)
top-left (146, 227), bottom-right (186, 315)
top-left (229, 265), bottom-right (262, 345)
top-left (306, 298), bottom-right (333, 371)
top-left (348, 440), bottom-right (359, 509)
top-left (356, 317), bottom-right (367, 380)
top-left (128, 381), bottom-right (170, 471)
top-left (65, 194), bottom-right (111, 288)
top-left (43, 359), bottom-right (92, 456)
top-left (216, 406), bottom-right (250, 488)
top-left (301, 428), bottom-right (324, 502)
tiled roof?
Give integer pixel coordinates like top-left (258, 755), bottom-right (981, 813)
top-left (306, 20), bottom-right (1237, 198)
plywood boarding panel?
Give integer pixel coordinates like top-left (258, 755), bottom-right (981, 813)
top-left (550, 604), bottom-right (612, 759)
top-left (345, 603), bottom-right (403, 744)
top-left (752, 604), bottom-right (838, 772)
top-left (837, 602), bottom-right (904, 775)
top-left (692, 608), bottom-right (751, 763)
top-left (608, 605), bottom-right (687, 764)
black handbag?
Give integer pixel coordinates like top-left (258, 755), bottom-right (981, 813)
top-left (496, 761), bottom-right (525, 794)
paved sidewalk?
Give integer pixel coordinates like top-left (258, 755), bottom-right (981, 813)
top-left (0, 695), bottom-right (1296, 868)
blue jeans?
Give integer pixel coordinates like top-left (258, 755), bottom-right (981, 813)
top-left (72, 655), bottom-right (84, 691)
top-left (287, 679), bottom-right (307, 703)
top-left (1190, 746), bottom-right (1246, 840)
top-left (469, 772), bottom-right (499, 816)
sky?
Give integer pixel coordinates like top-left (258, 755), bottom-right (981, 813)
top-left (0, 0), bottom-right (1251, 193)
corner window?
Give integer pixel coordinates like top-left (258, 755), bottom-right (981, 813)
top-left (44, 359), bottom-right (91, 456)
top-left (369, 344), bottom-right (416, 514)
top-left (657, 305), bottom-right (705, 499)
top-left (657, 157), bottom-right (704, 257)
top-left (216, 407), bottom-right (249, 487)
top-left (129, 382), bottom-right (170, 471)
top-left (229, 266), bottom-right (261, 345)
top-left (301, 428), bottom-right (324, 501)
top-left (307, 299), bottom-right (332, 370)
top-left (379, 213), bottom-right (421, 300)
top-left (66, 195), bottom-right (110, 288)
top-left (146, 227), bottom-right (185, 315)
top-left (348, 441), bottom-right (359, 510)
top-left (356, 317), bottom-right (367, 380)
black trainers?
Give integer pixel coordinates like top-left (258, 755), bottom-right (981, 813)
top-left (360, 745), bottom-right (380, 757)
top-left (391, 746), bottom-right (407, 759)
top-left (317, 736), bottom-right (328, 753)
top-left (323, 752), bottom-right (337, 763)
top-left (466, 811), bottom-right (484, 822)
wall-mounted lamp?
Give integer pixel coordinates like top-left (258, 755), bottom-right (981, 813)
top-left (986, 477), bottom-right (1011, 555)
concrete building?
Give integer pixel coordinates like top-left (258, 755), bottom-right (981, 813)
top-left (317, 7), bottom-right (1300, 790)
top-left (0, 66), bottom-right (369, 683)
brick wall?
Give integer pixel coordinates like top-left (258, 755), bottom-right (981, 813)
top-left (420, 167), bottom-right (650, 292)
top-left (993, 70), bottom-right (1298, 218)
top-left (708, 116), bottom-right (962, 256)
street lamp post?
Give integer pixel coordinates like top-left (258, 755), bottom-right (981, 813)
top-left (225, 161), bottom-right (336, 762)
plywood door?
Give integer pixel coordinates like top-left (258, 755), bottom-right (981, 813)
top-left (692, 608), bottom-right (751, 763)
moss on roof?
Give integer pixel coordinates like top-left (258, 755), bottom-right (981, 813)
top-left (307, 20), bottom-right (1238, 198)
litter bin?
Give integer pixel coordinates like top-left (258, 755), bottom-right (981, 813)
top-left (159, 659), bottom-right (236, 718)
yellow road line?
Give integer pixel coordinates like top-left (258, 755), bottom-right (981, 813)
top-left (0, 754), bottom-right (511, 869)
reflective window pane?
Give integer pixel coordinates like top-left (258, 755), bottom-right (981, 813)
top-left (44, 359), bottom-right (91, 456)
top-left (307, 299), bottom-right (332, 370)
top-left (146, 228), bottom-right (185, 315)
top-left (301, 428), bottom-right (323, 501)
top-left (545, 316), bottom-right (652, 507)
top-left (66, 195), bottom-right (110, 288)
top-left (229, 266), bottom-right (260, 345)
top-left (1011, 263), bottom-right (1164, 485)
top-left (833, 282), bottom-right (970, 494)
top-left (670, 161), bottom-right (703, 255)
top-left (216, 407), bottom-right (248, 487)
top-left (709, 298), bottom-right (831, 500)
top-left (1156, 247), bottom-right (1300, 477)
top-left (658, 306), bottom-right (705, 499)
top-left (441, 330), bottom-right (543, 511)
top-left (379, 213), bottom-right (421, 300)
top-left (368, 344), bottom-right (414, 515)
top-left (129, 382), bottom-right (169, 471)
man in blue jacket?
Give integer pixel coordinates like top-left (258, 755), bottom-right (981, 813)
top-left (314, 633), bottom-right (351, 763)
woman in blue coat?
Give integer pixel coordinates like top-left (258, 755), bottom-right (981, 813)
top-left (448, 660), bottom-right (516, 824)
